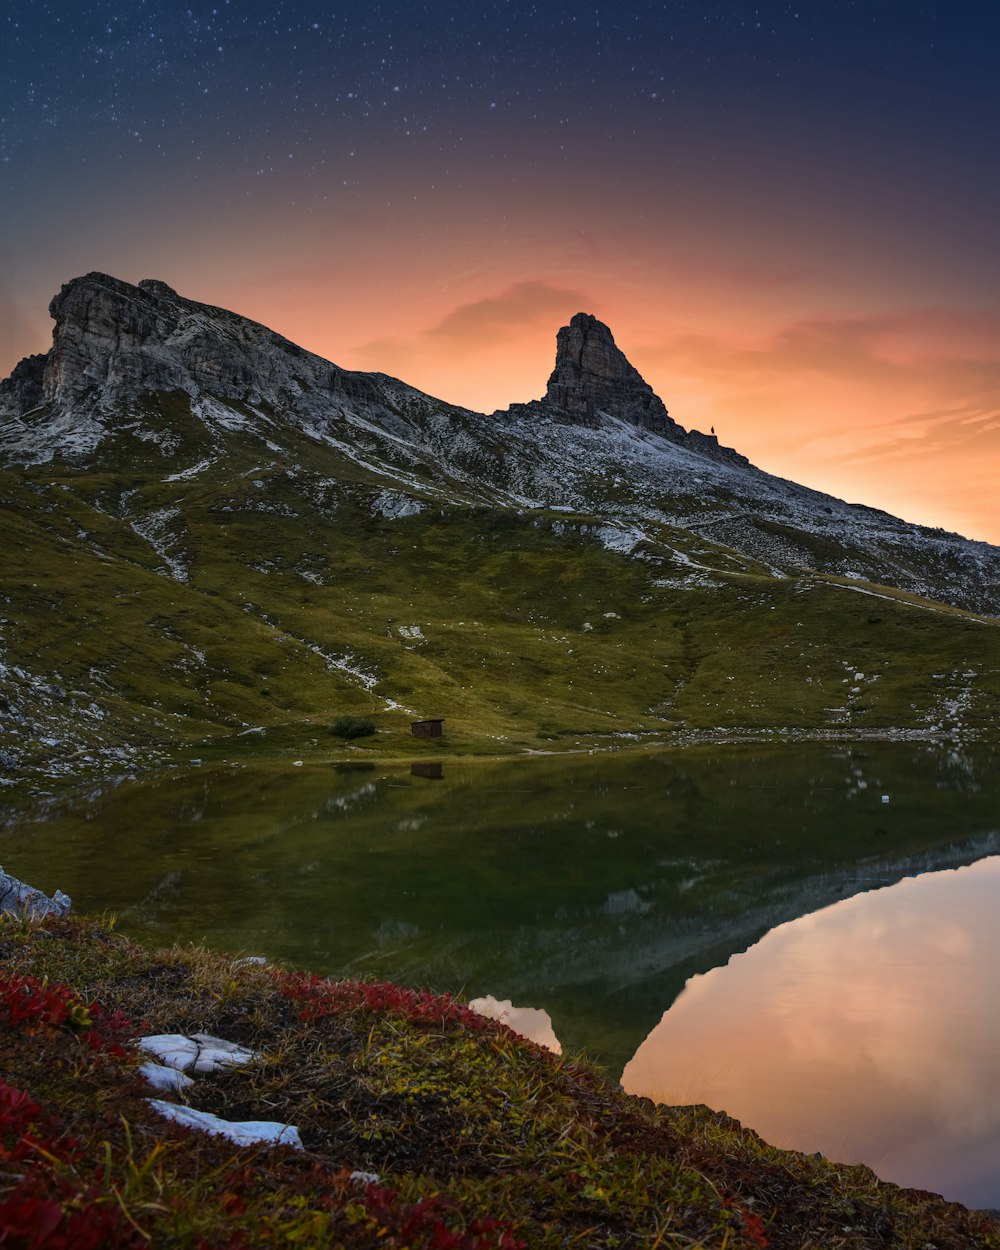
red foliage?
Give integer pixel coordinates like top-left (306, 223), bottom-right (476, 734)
top-left (360, 1183), bottom-right (525, 1249)
top-left (0, 1082), bottom-right (141, 1249)
top-left (0, 974), bottom-right (133, 1056)
top-left (0, 1080), bottom-right (71, 1166)
top-left (0, 975), bottom-right (83, 1031)
top-left (723, 1197), bottom-right (769, 1248)
top-left (0, 1182), bottom-right (140, 1250)
top-left (277, 972), bottom-right (494, 1033)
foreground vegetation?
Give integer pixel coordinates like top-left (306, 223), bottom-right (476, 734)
top-left (1, 913), bottom-right (997, 1248)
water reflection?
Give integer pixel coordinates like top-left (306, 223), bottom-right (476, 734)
top-left (2, 743), bottom-right (999, 1095)
top-left (622, 856), bottom-right (1000, 1208)
top-left (410, 762), bottom-right (444, 780)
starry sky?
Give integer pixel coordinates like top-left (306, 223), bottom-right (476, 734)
top-left (3, 1), bottom-right (999, 541)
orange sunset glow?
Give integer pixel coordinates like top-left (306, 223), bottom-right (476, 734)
top-left (4, 4), bottom-right (999, 541)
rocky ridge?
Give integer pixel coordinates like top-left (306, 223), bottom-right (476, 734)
top-left (504, 311), bottom-right (746, 464)
top-left (2, 270), bottom-right (998, 616)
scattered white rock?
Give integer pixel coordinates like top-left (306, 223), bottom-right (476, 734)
top-left (147, 1100), bottom-right (302, 1150)
top-left (140, 1061), bottom-right (195, 1094)
top-left (138, 1035), bottom-right (199, 1071)
top-left (138, 1033), bottom-right (256, 1073)
top-left (349, 1170), bottom-right (381, 1185)
top-left (468, 995), bottom-right (562, 1054)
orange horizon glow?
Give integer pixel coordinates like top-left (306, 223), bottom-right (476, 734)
top-left (4, 206), bottom-right (998, 546)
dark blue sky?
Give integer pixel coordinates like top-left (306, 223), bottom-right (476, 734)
top-left (3, 1), bottom-right (999, 538)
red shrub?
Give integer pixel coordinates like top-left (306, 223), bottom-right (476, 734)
top-left (0, 973), bottom-right (133, 1056)
top-left (277, 972), bottom-right (494, 1033)
top-left (360, 1183), bottom-right (525, 1249)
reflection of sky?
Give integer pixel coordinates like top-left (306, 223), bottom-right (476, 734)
top-left (622, 855), bottom-right (1000, 1208)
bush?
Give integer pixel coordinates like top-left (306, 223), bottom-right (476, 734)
top-left (331, 715), bottom-right (376, 740)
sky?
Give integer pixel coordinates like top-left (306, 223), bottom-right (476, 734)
top-left (3, 1), bottom-right (999, 541)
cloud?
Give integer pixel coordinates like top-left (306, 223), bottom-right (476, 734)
top-left (629, 305), bottom-right (1000, 539)
top-left (425, 280), bottom-right (593, 345)
top-left (354, 279), bottom-right (592, 370)
top-left (349, 279), bottom-right (596, 404)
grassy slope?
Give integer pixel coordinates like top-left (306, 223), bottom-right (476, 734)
top-left (2, 392), bottom-right (999, 779)
top-left (1, 912), bottom-right (997, 1249)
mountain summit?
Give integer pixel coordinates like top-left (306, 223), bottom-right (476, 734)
top-left (1, 271), bottom-right (999, 779)
top-left (547, 312), bottom-right (673, 431)
top-left (13, 271), bottom-right (386, 418)
top-left (0, 271), bottom-right (997, 612)
top-left (4, 273), bottom-right (736, 459)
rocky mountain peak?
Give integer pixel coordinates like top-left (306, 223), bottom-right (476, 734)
top-left (43, 272), bottom-right (194, 407)
top-left (137, 278), bottom-right (178, 298)
top-left (545, 312), bottom-right (675, 435)
top-left (0, 272), bottom-right (398, 440)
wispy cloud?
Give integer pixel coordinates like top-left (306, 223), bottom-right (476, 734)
top-left (425, 280), bottom-right (592, 344)
top-left (635, 305), bottom-right (1000, 538)
top-left (354, 279), bottom-right (592, 372)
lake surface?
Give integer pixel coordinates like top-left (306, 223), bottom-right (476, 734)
top-left (623, 854), bottom-right (1000, 1209)
top-left (3, 742), bottom-right (999, 1205)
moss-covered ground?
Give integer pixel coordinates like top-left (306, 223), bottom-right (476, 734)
top-left (1, 913), bottom-right (997, 1248)
top-left (2, 403), bottom-right (999, 784)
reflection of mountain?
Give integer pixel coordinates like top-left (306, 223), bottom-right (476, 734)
top-left (498, 833), bottom-right (1000, 1076)
top-left (5, 745), bottom-right (998, 1077)
top-left (621, 856), bottom-right (1000, 1210)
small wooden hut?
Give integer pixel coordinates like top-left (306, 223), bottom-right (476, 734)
top-left (410, 718), bottom-right (444, 739)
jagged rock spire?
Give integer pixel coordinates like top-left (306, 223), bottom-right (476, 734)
top-left (544, 313), bottom-right (675, 434)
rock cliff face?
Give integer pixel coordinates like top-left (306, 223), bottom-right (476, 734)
top-left (11, 272), bottom-right (388, 420)
top-left (545, 313), bottom-right (675, 432)
top-left (501, 312), bottom-right (745, 464)
top-left (0, 352), bottom-right (47, 415)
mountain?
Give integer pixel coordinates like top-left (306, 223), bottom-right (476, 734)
top-left (1, 272), bottom-right (998, 780)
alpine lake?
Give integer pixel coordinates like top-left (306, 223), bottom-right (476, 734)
top-left (4, 741), bottom-right (1000, 1209)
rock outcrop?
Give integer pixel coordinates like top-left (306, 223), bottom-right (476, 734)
top-left (1, 272), bottom-right (389, 423)
top-left (0, 352), bottom-right (47, 415)
top-left (545, 312), bottom-right (676, 433)
top-left (504, 311), bottom-right (747, 464)
top-left (0, 866), bottom-right (71, 919)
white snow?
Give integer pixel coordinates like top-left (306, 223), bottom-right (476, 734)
top-left (140, 1061), bottom-right (195, 1093)
top-left (164, 456), bottom-right (217, 482)
top-left (373, 489), bottom-right (425, 519)
top-left (127, 507), bottom-right (189, 582)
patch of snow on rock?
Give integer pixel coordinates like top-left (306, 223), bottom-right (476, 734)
top-left (138, 1033), bottom-right (256, 1073)
top-left (373, 489), bottom-right (424, 519)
